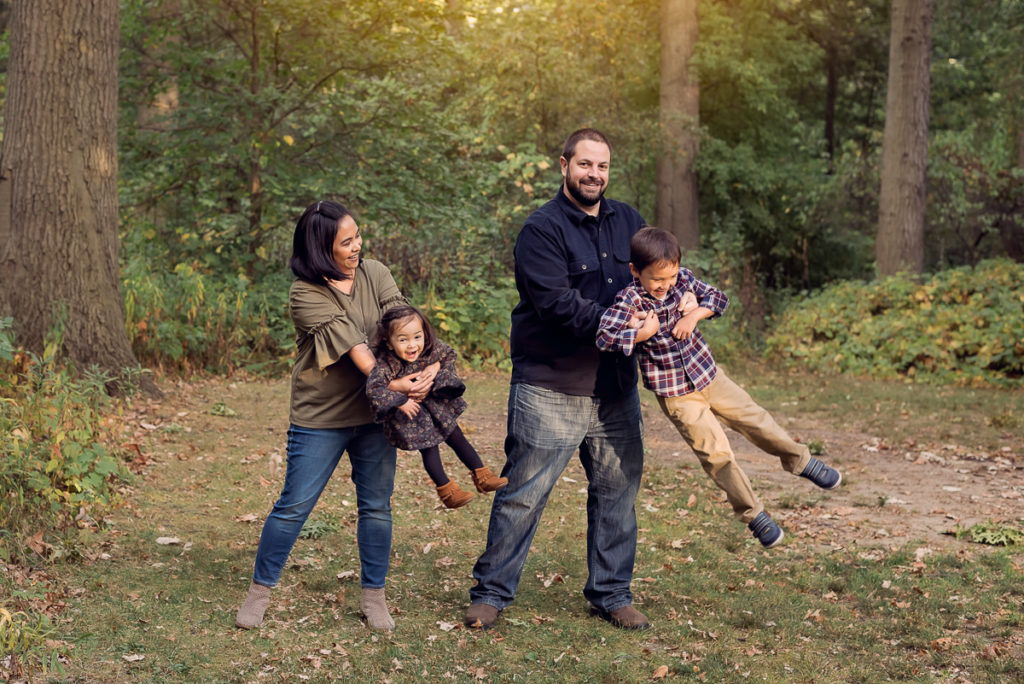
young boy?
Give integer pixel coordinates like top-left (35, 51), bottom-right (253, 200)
top-left (596, 227), bottom-right (841, 547)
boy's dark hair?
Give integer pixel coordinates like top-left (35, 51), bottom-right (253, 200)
top-left (561, 128), bottom-right (611, 162)
top-left (373, 305), bottom-right (437, 360)
top-left (630, 227), bottom-right (681, 272)
top-left (290, 199), bottom-right (355, 283)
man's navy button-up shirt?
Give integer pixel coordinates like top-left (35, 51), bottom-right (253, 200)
top-left (509, 189), bottom-right (646, 396)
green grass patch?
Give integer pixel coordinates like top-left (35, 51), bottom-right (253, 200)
top-left (9, 371), bottom-right (1023, 682)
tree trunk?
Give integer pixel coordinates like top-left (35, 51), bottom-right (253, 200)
top-left (0, 0), bottom-right (157, 394)
top-left (876, 0), bottom-right (932, 276)
top-left (656, 0), bottom-right (700, 252)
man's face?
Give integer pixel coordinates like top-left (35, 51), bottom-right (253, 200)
top-left (560, 139), bottom-right (610, 210)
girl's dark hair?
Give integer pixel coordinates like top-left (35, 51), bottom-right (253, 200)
top-left (630, 227), bottom-right (681, 272)
top-left (373, 305), bottom-right (437, 360)
top-left (290, 200), bottom-right (355, 283)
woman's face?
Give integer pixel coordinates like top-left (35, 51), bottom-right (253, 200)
top-left (332, 215), bottom-right (362, 275)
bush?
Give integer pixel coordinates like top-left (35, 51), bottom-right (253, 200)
top-left (0, 319), bottom-right (132, 559)
top-left (765, 260), bottom-right (1024, 386)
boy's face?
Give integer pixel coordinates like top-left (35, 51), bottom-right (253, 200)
top-left (630, 260), bottom-right (679, 300)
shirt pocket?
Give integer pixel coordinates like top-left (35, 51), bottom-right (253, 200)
top-left (567, 253), bottom-right (600, 277)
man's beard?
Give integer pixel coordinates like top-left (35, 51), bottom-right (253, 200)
top-left (565, 176), bottom-right (605, 208)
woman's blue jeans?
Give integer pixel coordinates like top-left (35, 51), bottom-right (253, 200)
top-left (251, 424), bottom-right (396, 589)
top-left (469, 383), bottom-right (644, 612)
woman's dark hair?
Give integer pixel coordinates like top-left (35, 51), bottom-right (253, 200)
top-left (373, 305), bottom-right (437, 360)
top-left (630, 227), bottom-right (681, 272)
top-left (290, 200), bottom-right (354, 283)
top-left (561, 127), bottom-right (611, 162)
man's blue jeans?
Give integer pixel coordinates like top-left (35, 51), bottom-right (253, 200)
top-left (251, 424), bottom-right (396, 589)
top-left (469, 383), bottom-right (644, 612)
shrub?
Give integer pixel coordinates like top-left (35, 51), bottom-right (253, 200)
top-left (765, 259), bottom-right (1024, 386)
top-left (0, 319), bottom-right (132, 557)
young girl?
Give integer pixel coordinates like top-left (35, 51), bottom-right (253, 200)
top-left (366, 305), bottom-right (507, 508)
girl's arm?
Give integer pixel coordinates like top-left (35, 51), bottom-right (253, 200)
top-left (430, 344), bottom-right (466, 398)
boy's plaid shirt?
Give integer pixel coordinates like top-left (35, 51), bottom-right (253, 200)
top-left (596, 267), bottom-right (729, 398)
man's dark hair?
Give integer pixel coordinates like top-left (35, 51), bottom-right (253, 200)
top-left (373, 305), bottom-right (437, 360)
top-left (561, 128), bottom-right (611, 162)
top-left (630, 227), bottom-right (681, 272)
top-left (290, 200), bottom-right (354, 283)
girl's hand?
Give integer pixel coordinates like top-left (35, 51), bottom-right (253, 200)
top-left (408, 361), bottom-right (440, 401)
top-left (678, 291), bottom-right (698, 316)
top-left (397, 400), bottom-right (420, 419)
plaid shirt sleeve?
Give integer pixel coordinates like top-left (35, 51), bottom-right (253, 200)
top-left (678, 267), bottom-right (729, 317)
top-left (596, 286), bottom-right (643, 356)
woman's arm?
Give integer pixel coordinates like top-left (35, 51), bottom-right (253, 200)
top-left (349, 343), bottom-right (376, 376)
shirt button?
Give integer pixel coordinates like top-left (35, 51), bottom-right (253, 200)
top-left (581, 264), bottom-right (587, 270)
top-left (602, 252), bottom-right (608, 258)
top-left (607, 278), bottom-right (613, 283)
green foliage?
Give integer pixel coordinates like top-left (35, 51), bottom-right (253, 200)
top-left (955, 520), bottom-right (1024, 546)
top-left (0, 321), bottom-right (130, 556)
top-left (122, 260), bottom-right (293, 374)
top-left (0, 607), bottom-right (64, 680)
top-left (765, 260), bottom-right (1024, 386)
top-left (297, 513), bottom-right (341, 540)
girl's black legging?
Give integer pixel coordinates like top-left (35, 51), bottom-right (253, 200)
top-left (420, 424), bottom-right (484, 486)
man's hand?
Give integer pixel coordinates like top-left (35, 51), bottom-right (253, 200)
top-left (635, 312), bottom-right (660, 342)
top-left (397, 400), bottom-right (421, 419)
top-left (678, 291), bottom-right (698, 316)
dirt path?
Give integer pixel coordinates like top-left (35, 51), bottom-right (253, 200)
top-left (643, 410), bottom-right (1024, 552)
top-left (138, 373), bottom-right (1024, 555)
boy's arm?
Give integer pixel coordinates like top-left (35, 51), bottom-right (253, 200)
top-left (596, 289), bottom-right (644, 356)
top-left (670, 268), bottom-right (729, 340)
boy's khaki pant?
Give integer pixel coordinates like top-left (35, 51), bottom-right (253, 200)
top-left (657, 370), bottom-right (812, 524)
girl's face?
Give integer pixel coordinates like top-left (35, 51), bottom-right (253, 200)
top-left (387, 315), bottom-right (425, 362)
top-left (332, 215), bottom-right (362, 275)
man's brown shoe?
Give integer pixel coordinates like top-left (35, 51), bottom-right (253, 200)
top-left (590, 604), bottom-right (650, 630)
top-left (464, 602), bottom-right (501, 629)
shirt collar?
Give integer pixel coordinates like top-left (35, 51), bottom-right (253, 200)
top-left (553, 188), bottom-right (615, 226)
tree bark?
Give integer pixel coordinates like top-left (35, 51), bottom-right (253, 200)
top-left (0, 0), bottom-right (157, 394)
top-left (876, 0), bottom-right (932, 276)
top-left (656, 0), bottom-right (700, 252)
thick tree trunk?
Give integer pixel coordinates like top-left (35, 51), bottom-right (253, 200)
top-left (0, 0), bottom-right (157, 394)
top-left (656, 0), bottom-right (700, 252)
top-left (876, 0), bottom-right (932, 276)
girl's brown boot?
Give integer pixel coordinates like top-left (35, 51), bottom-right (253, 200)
top-left (471, 467), bottom-right (508, 493)
top-left (436, 480), bottom-right (474, 508)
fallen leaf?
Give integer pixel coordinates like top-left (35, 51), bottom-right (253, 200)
top-left (235, 513), bottom-right (258, 523)
top-left (436, 621), bottom-right (458, 632)
top-left (122, 654), bottom-right (145, 662)
top-left (155, 537), bottom-right (181, 545)
top-left (652, 665), bottom-right (669, 679)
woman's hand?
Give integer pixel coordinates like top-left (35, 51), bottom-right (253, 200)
top-left (388, 361), bottom-right (440, 401)
top-left (397, 400), bottom-right (421, 419)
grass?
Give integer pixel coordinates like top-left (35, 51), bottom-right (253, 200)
top-left (14, 368), bottom-right (1024, 682)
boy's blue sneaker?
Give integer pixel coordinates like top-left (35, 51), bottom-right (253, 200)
top-left (800, 457), bottom-right (842, 490)
top-left (748, 511), bottom-right (784, 548)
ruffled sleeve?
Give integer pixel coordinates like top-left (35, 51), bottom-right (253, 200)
top-left (290, 282), bottom-right (367, 371)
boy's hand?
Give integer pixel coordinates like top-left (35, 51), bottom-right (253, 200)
top-left (626, 310), bottom-right (649, 329)
top-left (397, 400), bottom-right (421, 419)
top-left (678, 291), bottom-right (698, 316)
top-left (672, 312), bottom-right (700, 340)
top-left (635, 312), bottom-right (660, 342)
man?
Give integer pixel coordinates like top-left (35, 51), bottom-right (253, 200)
top-left (463, 128), bottom-right (650, 630)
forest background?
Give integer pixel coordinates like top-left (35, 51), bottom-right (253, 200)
top-left (3, 0), bottom-right (1019, 380)
top-left (1, 1), bottom-right (1023, 679)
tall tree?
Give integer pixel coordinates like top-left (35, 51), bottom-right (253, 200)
top-left (656, 0), bottom-right (700, 251)
top-left (876, 0), bottom-right (933, 275)
top-left (0, 0), bottom-right (152, 391)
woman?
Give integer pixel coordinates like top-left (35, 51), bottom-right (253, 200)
top-left (235, 200), bottom-right (434, 631)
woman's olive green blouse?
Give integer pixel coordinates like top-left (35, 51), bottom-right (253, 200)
top-left (289, 259), bottom-right (405, 428)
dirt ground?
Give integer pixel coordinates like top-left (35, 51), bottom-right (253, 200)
top-left (143, 374), bottom-right (1024, 556)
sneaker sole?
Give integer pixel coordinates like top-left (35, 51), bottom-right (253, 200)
top-left (762, 528), bottom-right (785, 548)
